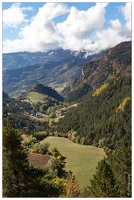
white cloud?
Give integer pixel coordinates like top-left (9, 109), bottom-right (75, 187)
top-left (90, 21), bottom-right (131, 54)
top-left (57, 3), bottom-right (108, 51)
top-left (3, 2), bottom-right (69, 52)
top-left (19, 3), bottom-right (69, 52)
top-left (109, 19), bottom-right (122, 31)
top-left (3, 38), bottom-right (29, 53)
top-left (120, 2), bottom-right (131, 29)
top-left (2, 2), bottom-right (132, 54)
top-left (3, 3), bottom-right (33, 29)
top-left (56, 2), bottom-right (131, 53)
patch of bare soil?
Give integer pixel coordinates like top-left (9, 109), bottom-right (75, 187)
top-left (68, 103), bottom-right (78, 108)
top-left (21, 134), bottom-right (28, 141)
top-left (28, 153), bottom-right (51, 168)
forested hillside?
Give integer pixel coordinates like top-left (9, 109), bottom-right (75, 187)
top-left (57, 75), bottom-right (131, 150)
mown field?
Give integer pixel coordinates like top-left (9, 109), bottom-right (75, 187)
top-left (43, 136), bottom-right (106, 187)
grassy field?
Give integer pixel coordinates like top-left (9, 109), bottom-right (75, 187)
top-left (25, 92), bottom-right (46, 103)
top-left (51, 82), bottom-right (68, 93)
top-left (43, 136), bottom-right (106, 187)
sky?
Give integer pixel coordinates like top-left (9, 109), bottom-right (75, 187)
top-left (2, 1), bottom-right (132, 54)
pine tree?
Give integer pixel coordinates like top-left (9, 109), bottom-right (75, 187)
top-left (109, 138), bottom-right (131, 197)
top-left (3, 118), bottom-right (60, 197)
top-left (3, 118), bottom-right (31, 197)
top-left (89, 158), bottom-right (120, 197)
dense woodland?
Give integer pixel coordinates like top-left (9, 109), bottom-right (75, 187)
top-left (2, 41), bottom-right (131, 197)
top-left (57, 76), bottom-right (131, 150)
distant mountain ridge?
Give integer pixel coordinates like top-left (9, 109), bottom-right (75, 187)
top-left (3, 49), bottom-right (78, 70)
top-left (3, 49), bottom-right (104, 97)
top-left (3, 48), bottom-right (104, 70)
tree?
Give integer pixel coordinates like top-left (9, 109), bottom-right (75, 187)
top-left (89, 158), bottom-right (120, 197)
top-left (3, 118), bottom-right (60, 197)
top-left (46, 157), bottom-right (59, 178)
top-left (109, 138), bottom-right (131, 197)
top-left (62, 171), bottom-right (81, 197)
top-left (3, 118), bottom-right (31, 197)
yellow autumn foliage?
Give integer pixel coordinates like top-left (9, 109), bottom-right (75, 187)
top-left (92, 83), bottom-right (109, 96)
top-left (116, 97), bottom-right (131, 113)
top-left (53, 176), bottom-right (64, 186)
top-left (57, 155), bottom-right (62, 160)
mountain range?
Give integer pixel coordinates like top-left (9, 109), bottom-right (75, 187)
top-left (3, 41), bottom-right (131, 99)
top-left (3, 49), bottom-right (88, 70)
top-left (3, 49), bottom-right (104, 97)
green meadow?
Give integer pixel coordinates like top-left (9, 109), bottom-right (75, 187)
top-left (25, 92), bottom-right (46, 103)
top-left (44, 136), bottom-right (106, 187)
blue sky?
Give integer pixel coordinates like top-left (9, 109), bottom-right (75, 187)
top-left (2, 2), bottom-right (131, 54)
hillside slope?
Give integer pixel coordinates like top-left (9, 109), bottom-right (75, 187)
top-left (63, 41), bottom-right (131, 102)
top-left (26, 83), bottom-right (64, 102)
top-left (57, 75), bottom-right (131, 150)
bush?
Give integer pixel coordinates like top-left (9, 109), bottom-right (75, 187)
top-left (34, 131), bottom-right (48, 141)
top-left (30, 142), bottom-right (50, 154)
top-left (23, 135), bottom-right (37, 147)
top-left (46, 158), bottom-right (59, 177)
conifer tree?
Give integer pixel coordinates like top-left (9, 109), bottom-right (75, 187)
top-left (3, 118), bottom-right (60, 197)
top-left (3, 118), bottom-right (31, 197)
top-left (109, 138), bottom-right (131, 197)
top-left (89, 158), bottom-right (120, 197)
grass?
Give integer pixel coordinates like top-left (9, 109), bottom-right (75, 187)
top-left (55, 87), bottom-right (65, 93)
top-left (53, 82), bottom-right (68, 93)
top-left (25, 92), bottom-right (46, 103)
top-left (43, 136), bottom-right (106, 187)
